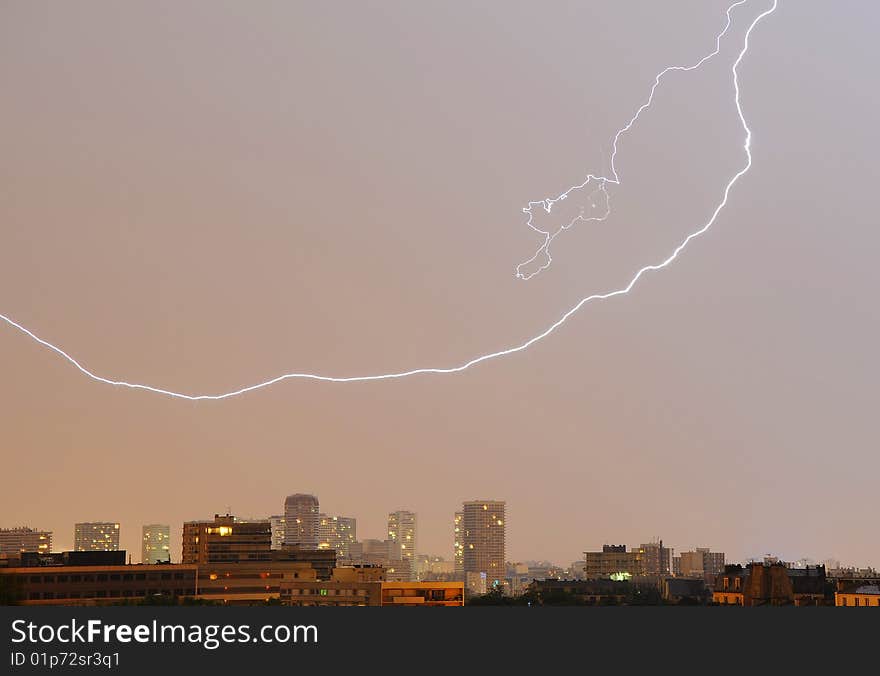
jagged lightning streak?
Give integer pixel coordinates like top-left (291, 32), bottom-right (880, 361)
top-left (0, 0), bottom-right (778, 400)
top-left (518, 0), bottom-right (748, 281)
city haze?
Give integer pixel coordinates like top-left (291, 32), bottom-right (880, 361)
top-left (2, 1), bottom-right (878, 567)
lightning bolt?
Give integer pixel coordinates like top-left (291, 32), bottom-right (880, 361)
top-left (517, 0), bottom-right (749, 281)
top-left (0, 0), bottom-right (779, 400)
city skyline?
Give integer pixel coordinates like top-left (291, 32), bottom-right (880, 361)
top-left (3, 0), bottom-right (878, 568)
top-left (2, 498), bottom-right (871, 572)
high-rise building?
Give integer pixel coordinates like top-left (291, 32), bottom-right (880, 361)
top-left (0, 527), bottom-right (52, 555)
top-left (141, 524), bottom-right (171, 564)
top-left (453, 512), bottom-right (464, 573)
top-left (387, 510), bottom-right (417, 562)
top-left (74, 522), bottom-right (120, 552)
top-left (632, 540), bottom-right (672, 577)
top-left (269, 515), bottom-right (286, 550)
top-left (182, 514), bottom-right (272, 565)
top-left (316, 515), bottom-right (357, 558)
top-left (283, 494), bottom-right (320, 548)
top-left (678, 548), bottom-right (725, 582)
top-left (461, 500), bottom-right (505, 586)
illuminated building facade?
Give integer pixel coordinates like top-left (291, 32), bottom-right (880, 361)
top-left (141, 524), bottom-right (170, 564)
top-left (387, 510), bottom-right (417, 563)
top-left (269, 515), bottom-right (286, 550)
top-left (317, 515), bottom-right (357, 558)
top-left (632, 540), bottom-right (672, 577)
top-left (283, 494), bottom-right (320, 548)
top-left (181, 514), bottom-right (271, 565)
top-left (0, 527), bottom-right (52, 555)
top-left (461, 500), bottom-right (505, 587)
top-left (836, 585), bottom-right (880, 607)
top-left (73, 522), bottom-right (120, 552)
top-left (583, 545), bottom-right (639, 579)
top-left (453, 512), bottom-right (463, 573)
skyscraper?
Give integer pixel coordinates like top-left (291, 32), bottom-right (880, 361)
top-left (387, 510), bottom-right (417, 562)
top-left (141, 524), bottom-right (171, 564)
top-left (453, 512), bottom-right (464, 573)
top-left (283, 494), bottom-right (320, 548)
top-left (0, 527), bottom-right (52, 555)
top-left (317, 515), bottom-right (357, 558)
top-left (461, 501), bottom-right (505, 586)
top-left (269, 515), bottom-right (286, 550)
top-left (74, 522), bottom-right (120, 552)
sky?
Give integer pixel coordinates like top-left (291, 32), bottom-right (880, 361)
top-left (2, 1), bottom-right (878, 568)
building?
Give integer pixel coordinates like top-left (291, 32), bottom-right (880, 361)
top-left (461, 500), bottom-right (506, 588)
top-left (526, 579), bottom-right (660, 606)
top-left (347, 539), bottom-right (411, 581)
top-left (0, 528), bottom-right (52, 555)
top-left (632, 540), bottom-right (671, 577)
top-left (279, 567), bottom-right (463, 607)
top-left (281, 565), bottom-right (383, 606)
top-left (387, 510), bottom-right (417, 564)
top-left (0, 552), bottom-right (196, 606)
top-left (677, 548), bottom-right (725, 584)
top-left (283, 494), bottom-right (320, 548)
top-left (194, 561), bottom-right (316, 605)
top-left (662, 578), bottom-right (709, 605)
top-left (141, 525), bottom-right (170, 564)
top-left (453, 512), bottom-right (463, 574)
top-left (317, 515), bottom-right (356, 559)
top-left (182, 515), bottom-right (271, 565)
top-left (583, 545), bottom-right (639, 579)
top-left (380, 581), bottom-right (463, 606)
top-left (0, 549), bottom-right (351, 606)
top-left (74, 523), bottom-right (120, 552)
top-left (269, 516), bottom-right (286, 550)
top-left (714, 563), bottom-right (828, 606)
top-left (835, 584), bottom-right (880, 607)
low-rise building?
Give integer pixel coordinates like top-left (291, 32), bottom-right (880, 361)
top-left (835, 584), bottom-right (880, 607)
top-left (714, 563), bottom-right (828, 606)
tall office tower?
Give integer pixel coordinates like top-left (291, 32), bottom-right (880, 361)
top-left (269, 515), bottom-right (286, 550)
top-left (317, 516), bottom-right (356, 559)
top-left (74, 522), bottom-right (120, 552)
top-left (387, 510), bottom-right (417, 562)
top-left (453, 512), bottom-right (464, 573)
top-left (283, 494), bottom-right (320, 548)
top-left (181, 514), bottom-right (271, 565)
top-left (0, 527), bottom-right (52, 555)
top-left (141, 524), bottom-right (171, 564)
top-left (461, 501), bottom-right (506, 585)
